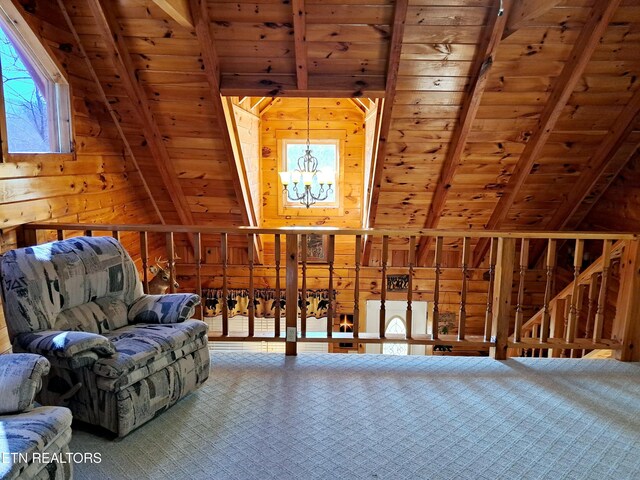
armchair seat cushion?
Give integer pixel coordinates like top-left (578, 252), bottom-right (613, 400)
top-left (93, 319), bottom-right (208, 379)
top-left (0, 406), bottom-right (72, 479)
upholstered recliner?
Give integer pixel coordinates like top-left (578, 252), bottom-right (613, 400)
top-left (0, 236), bottom-right (209, 437)
top-left (0, 353), bottom-right (73, 480)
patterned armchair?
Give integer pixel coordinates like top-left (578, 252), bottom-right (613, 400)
top-left (0, 354), bottom-right (73, 479)
top-left (0, 236), bottom-right (210, 437)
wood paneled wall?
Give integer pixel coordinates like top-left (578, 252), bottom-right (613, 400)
top-left (0, 1), bottom-right (161, 353)
top-left (232, 104), bottom-right (262, 227)
top-left (260, 98), bottom-right (365, 228)
top-left (580, 152), bottom-right (640, 232)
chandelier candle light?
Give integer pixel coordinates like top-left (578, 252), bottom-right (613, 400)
top-left (278, 98), bottom-right (334, 208)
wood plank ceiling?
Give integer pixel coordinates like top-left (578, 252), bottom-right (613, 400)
top-left (50, 0), bottom-right (640, 265)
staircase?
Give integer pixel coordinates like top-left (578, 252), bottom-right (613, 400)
top-left (512, 240), bottom-right (625, 358)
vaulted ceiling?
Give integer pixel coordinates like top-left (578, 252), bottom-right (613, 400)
top-left (30, 0), bottom-right (640, 264)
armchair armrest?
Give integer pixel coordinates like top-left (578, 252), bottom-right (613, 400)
top-left (0, 353), bottom-right (50, 414)
top-left (128, 294), bottom-right (200, 324)
top-left (13, 330), bottom-right (116, 359)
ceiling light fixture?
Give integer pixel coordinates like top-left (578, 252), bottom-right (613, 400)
top-left (278, 98), bottom-right (334, 208)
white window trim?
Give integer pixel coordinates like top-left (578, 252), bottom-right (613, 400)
top-left (0, 1), bottom-right (72, 155)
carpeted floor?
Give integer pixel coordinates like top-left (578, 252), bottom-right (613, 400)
top-left (70, 353), bottom-right (640, 480)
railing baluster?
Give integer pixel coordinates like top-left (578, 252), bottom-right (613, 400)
top-left (484, 238), bottom-right (498, 342)
top-left (561, 294), bottom-right (572, 358)
top-left (432, 236), bottom-right (443, 340)
top-left (300, 234), bottom-right (307, 338)
top-left (593, 239), bottom-right (612, 343)
top-left (221, 232), bottom-right (229, 336)
top-left (379, 235), bottom-right (389, 339)
top-left (406, 236), bottom-right (415, 340)
top-left (112, 230), bottom-right (120, 241)
top-left (583, 273), bottom-right (599, 352)
top-left (571, 284), bottom-right (587, 358)
top-left (57, 230), bottom-right (64, 241)
top-left (353, 235), bottom-right (361, 339)
top-left (139, 231), bottom-right (149, 294)
top-left (194, 232), bottom-right (202, 319)
top-left (166, 232), bottom-right (176, 293)
top-left (566, 239), bottom-right (585, 344)
top-left (248, 234), bottom-right (255, 337)
top-left (84, 230), bottom-right (93, 237)
top-left (514, 239), bottom-right (530, 342)
top-left (540, 239), bottom-right (557, 343)
top-left (327, 235), bottom-right (335, 339)
top-left (458, 237), bottom-right (470, 341)
top-left (274, 234), bottom-right (281, 338)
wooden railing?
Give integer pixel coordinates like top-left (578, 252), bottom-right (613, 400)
top-left (19, 223), bottom-right (640, 361)
top-left (514, 240), bottom-right (624, 358)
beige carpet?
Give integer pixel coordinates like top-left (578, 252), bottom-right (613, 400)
top-left (70, 352), bottom-right (640, 479)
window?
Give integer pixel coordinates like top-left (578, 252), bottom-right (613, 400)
top-left (382, 316), bottom-right (408, 356)
top-left (283, 138), bottom-right (339, 207)
top-left (0, 4), bottom-right (71, 154)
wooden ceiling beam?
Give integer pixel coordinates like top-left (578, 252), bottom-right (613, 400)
top-left (362, 0), bottom-right (409, 264)
top-left (472, 0), bottom-right (621, 268)
top-left (416, 0), bottom-right (509, 266)
top-left (150, 0), bottom-right (193, 28)
top-left (220, 75), bottom-right (386, 98)
top-left (85, 0), bottom-right (196, 229)
top-left (57, 0), bottom-right (165, 225)
top-left (190, 0), bottom-right (257, 233)
top-left (502, 0), bottom-right (562, 40)
top-left (291, 0), bottom-right (308, 91)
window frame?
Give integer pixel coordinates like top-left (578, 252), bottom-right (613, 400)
top-left (0, 1), bottom-right (72, 159)
top-left (276, 129), bottom-right (346, 218)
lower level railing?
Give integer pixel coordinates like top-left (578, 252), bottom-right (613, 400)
top-left (20, 223), bottom-right (640, 361)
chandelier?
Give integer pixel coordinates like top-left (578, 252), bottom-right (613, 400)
top-left (278, 98), bottom-right (334, 208)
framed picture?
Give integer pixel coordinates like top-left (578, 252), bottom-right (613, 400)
top-left (300, 233), bottom-right (327, 263)
top-left (387, 274), bottom-right (409, 292)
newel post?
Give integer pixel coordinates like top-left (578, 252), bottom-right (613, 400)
top-left (285, 234), bottom-right (299, 356)
top-left (490, 238), bottom-right (516, 360)
top-left (612, 239), bottom-right (640, 361)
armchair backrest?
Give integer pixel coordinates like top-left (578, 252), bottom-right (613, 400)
top-left (1, 236), bottom-right (143, 340)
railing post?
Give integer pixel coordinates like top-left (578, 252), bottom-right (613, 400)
top-left (285, 234), bottom-right (298, 356)
top-left (490, 237), bottom-right (515, 360)
top-left (612, 240), bottom-right (640, 361)
top-left (17, 226), bottom-right (38, 248)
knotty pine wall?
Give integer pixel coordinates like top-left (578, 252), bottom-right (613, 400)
top-left (232, 104), bottom-right (262, 227)
top-left (580, 153), bottom-right (640, 232)
top-left (0, 1), bottom-right (161, 353)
